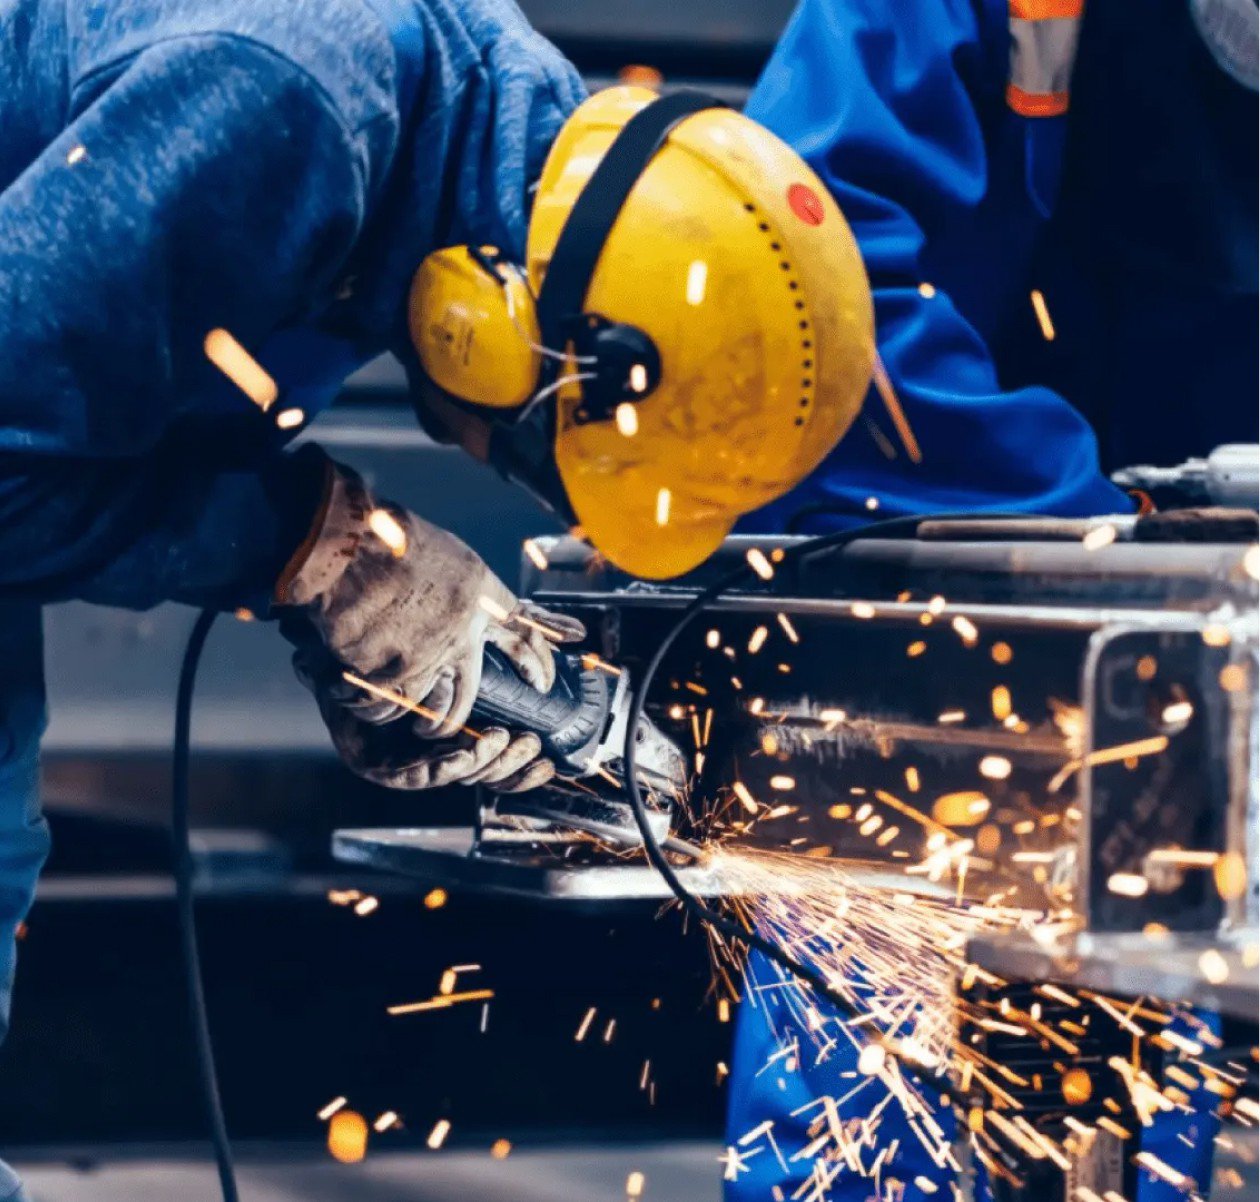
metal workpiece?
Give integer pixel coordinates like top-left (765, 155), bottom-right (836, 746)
top-left (966, 928), bottom-right (1260, 1021)
top-left (332, 826), bottom-right (724, 902)
top-left (335, 518), bottom-right (1259, 994)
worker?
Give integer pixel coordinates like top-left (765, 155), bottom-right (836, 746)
top-left (0, 0), bottom-right (886, 1190)
top-left (726, 0), bottom-right (1256, 1198)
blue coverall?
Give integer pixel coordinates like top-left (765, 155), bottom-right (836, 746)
top-left (730, 0), bottom-right (1256, 1198)
top-left (0, 1), bottom-right (581, 1192)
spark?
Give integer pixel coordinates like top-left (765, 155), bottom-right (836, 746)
top-left (575, 1007), bottom-right (597, 1041)
top-left (979, 755), bottom-right (1011, 780)
top-left (368, 509), bottom-right (408, 557)
top-left (1030, 289), bottom-right (1056, 340)
top-left (777, 613), bottom-right (800, 643)
top-left (870, 352), bottom-right (923, 464)
top-left (747, 548), bottom-right (776, 581)
top-left (353, 896), bottom-right (380, 917)
top-left (427, 1119), bottom-right (451, 1150)
top-left (1082, 524), bottom-right (1117, 551)
top-left (343, 671), bottom-right (481, 739)
top-left (581, 652), bottom-right (622, 676)
top-left (616, 402), bottom-right (640, 436)
top-left (1146, 848), bottom-right (1218, 868)
top-left (1219, 664), bottom-right (1246, 692)
top-left (732, 782), bottom-right (759, 814)
top-left (1202, 624), bottom-right (1232, 647)
top-left (951, 615), bottom-right (978, 646)
top-left (627, 1171), bottom-right (646, 1198)
top-left (991, 642), bottom-right (1013, 665)
top-left (234, 608), bottom-right (255, 622)
top-left (1244, 545), bottom-right (1260, 580)
top-left (907, 641), bottom-right (927, 658)
top-left (1134, 1152), bottom-right (1190, 1189)
top-left (1107, 873), bottom-right (1149, 898)
top-left (1198, 949), bottom-right (1230, 984)
top-left (858, 1044), bottom-right (887, 1075)
top-left (851, 602), bottom-right (876, 619)
top-left (491, 1139), bottom-right (512, 1159)
top-left (655, 488), bottom-right (671, 526)
top-left (918, 283), bottom-right (937, 298)
top-left (937, 710), bottom-right (966, 724)
top-left (931, 791), bottom-right (989, 825)
top-left (424, 888), bottom-right (448, 910)
top-left (275, 407), bottom-right (306, 430)
top-left (66, 144), bottom-right (87, 165)
top-left (1214, 851), bottom-right (1248, 899)
top-left (706, 629), bottom-right (721, 649)
top-left (387, 989), bottom-right (494, 1015)
top-left (629, 365), bottom-right (649, 393)
top-left (905, 766), bottom-right (921, 793)
top-left (373, 1111), bottom-right (400, 1132)
top-left (770, 775), bottom-right (796, 791)
top-left (1161, 700), bottom-right (1193, 724)
top-left (204, 328), bottom-right (278, 411)
top-left (327, 1111), bottom-right (369, 1164)
top-left (748, 626), bottom-right (769, 653)
top-left (523, 539), bottom-right (549, 570)
top-left (318, 1096), bottom-right (348, 1121)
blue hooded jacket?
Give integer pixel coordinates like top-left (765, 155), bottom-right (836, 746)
top-left (0, 0), bottom-right (583, 613)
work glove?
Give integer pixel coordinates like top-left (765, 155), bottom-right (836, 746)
top-left (276, 462), bottom-right (585, 790)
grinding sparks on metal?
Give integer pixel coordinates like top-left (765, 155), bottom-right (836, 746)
top-left (66, 143), bottom-right (87, 165)
top-left (655, 487), bottom-right (671, 526)
top-left (274, 406), bottom-right (305, 430)
top-left (203, 328), bottom-right (279, 411)
top-left (746, 547), bottom-right (776, 581)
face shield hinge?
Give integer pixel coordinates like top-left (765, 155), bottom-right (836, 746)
top-left (567, 314), bottom-right (663, 425)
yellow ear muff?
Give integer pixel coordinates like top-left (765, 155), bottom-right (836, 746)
top-left (409, 246), bottom-right (542, 410)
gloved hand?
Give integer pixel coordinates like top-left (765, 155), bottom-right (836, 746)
top-left (277, 462), bottom-right (585, 789)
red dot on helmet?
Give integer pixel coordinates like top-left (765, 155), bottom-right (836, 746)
top-left (787, 183), bottom-right (825, 226)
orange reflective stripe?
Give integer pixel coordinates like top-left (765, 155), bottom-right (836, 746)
top-left (1009, 0), bottom-right (1083, 19)
top-left (1006, 82), bottom-right (1071, 116)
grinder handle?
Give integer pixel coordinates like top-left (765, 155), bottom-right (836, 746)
top-left (472, 645), bottom-right (589, 739)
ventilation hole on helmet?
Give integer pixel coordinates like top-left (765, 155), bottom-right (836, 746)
top-left (799, 320), bottom-right (809, 330)
top-left (803, 360), bottom-right (813, 369)
top-left (794, 301), bottom-right (805, 310)
top-left (779, 262), bottom-right (791, 271)
top-left (744, 203), bottom-right (756, 213)
top-left (794, 417), bottom-right (805, 426)
top-left (799, 398), bottom-right (810, 408)
top-left (803, 340), bottom-right (813, 349)
top-left (802, 379), bottom-right (812, 388)
top-left (759, 223), bottom-right (770, 232)
top-left (771, 243), bottom-right (781, 251)
top-left (788, 282), bottom-right (798, 291)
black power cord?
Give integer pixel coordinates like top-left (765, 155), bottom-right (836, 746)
top-left (173, 608), bottom-right (239, 1202)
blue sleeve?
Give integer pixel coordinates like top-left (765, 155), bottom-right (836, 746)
top-left (0, 34), bottom-right (375, 610)
top-left (744, 0), bottom-right (1132, 528)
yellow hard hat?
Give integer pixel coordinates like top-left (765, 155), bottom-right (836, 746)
top-left (410, 86), bottom-right (874, 579)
